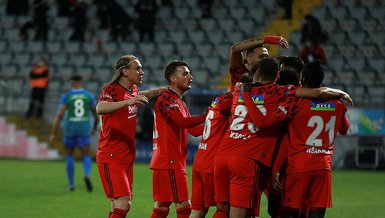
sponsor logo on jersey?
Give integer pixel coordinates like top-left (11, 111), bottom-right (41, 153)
top-left (306, 147), bottom-right (333, 154)
top-left (198, 143), bottom-right (207, 150)
top-left (278, 105), bottom-right (288, 114)
top-left (251, 95), bottom-right (264, 104)
top-left (127, 105), bottom-right (138, 119)
top-left (101, 94), bottom-right (112, 100)
top-left (310, 102), bottom-right (336, 111)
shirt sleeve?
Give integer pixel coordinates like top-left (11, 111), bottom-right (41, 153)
top-left (59, 93), bottom-right (67, 105)
top-left (229, 65), bottom-right (248, 92)
top-left (188, 124), bottom-right (204, 137)
top-left (216, 93), bottom-right (233, 116)
top-left (158, 98), bottom-right (207, 128)
top-left (243, 92), bottom-right (280, 128)
top-left (99, 85), bottom-right (117, 102)
top-left (338, 102), bottom-right (349, 135)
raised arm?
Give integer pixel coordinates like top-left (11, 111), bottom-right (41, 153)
top-left (96, 95), bottom-right (148, 115)
top-left (139, 87), bottom-right (168, 100)
top-left (243, 91), bottom-right (281, 129)
top-left (230, 35), bottom-right (289, 70)
top-left (295, 87), bottom-right (353, 105)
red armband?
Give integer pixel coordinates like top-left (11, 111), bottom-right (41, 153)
top-left (264, 35), bottom-right (281, 45)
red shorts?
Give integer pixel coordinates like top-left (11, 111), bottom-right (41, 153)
top-left (152, 169), bottom-right (189, 203)
top-left (191, 170), bottom-right (215, 210)
top-left (283, 170), bottom-right (332, 209)
top-left (97, 162), bottom-right (133, 199)
top-left (214, 155), bottom-right (265, 215)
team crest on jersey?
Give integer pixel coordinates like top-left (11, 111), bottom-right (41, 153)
top-left (310, 102), bottom-right (336, 111)
top-left (251, 95), bottom-right (264, 104)
top-left (211, 98), bottom-right (219, 108)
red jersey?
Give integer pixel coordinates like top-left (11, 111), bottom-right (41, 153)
top-left (229, 65), bottom-right (249, 92)
top-left (217, 83), bottom-right (297, 167)
top-left (193, 92), bottom-right (233, 173)
top-left (97, 83), bottom-right (139, 163)
top-left (150, 89), bottom-right (206, 170)
top-left (273, 98), bottom-right (349, 173)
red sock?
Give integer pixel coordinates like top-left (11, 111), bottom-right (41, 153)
top-left (176, 205), bottom-right (191, 218)
top-left (213, 210), bottom-right (228, 218)
top-left (110, 208), bottom-right (127, 218)
top-left (150, 208), bottom-right (169, 218)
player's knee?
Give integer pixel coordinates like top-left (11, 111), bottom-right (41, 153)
top-left (114, 197), bottom-right (131, 211)
top-left (154, 201), bottom-right (172, 209)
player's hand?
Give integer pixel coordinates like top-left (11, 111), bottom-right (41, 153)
top-left (272, 172), bottom-right (282, 191)
top-left (279, 36), bottom-right (289, 49)
top-left (157, 87), bottom-right (168, 95)
top-left (128, 95), bottom-right (149, 106)
top-left (341, 93), bottom-right (354, 106)
top-left (241, 82), bottom-right (252, 93)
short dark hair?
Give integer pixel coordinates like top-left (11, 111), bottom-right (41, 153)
top-left (280, 56), bottom-right (304, 74)
top-left (276, 69), bottom-right (300, 86)
top-left (70, 75), bottom-right (82, 81)
top-left (257, 57), bottom-right (279, 81)
top-left (301, 60), bottom-right (324, 88)
top-left (164, 60), bottom-right (189, 84)
top-left (246, 45), bottom-right (265, 57)
top-left (238, 73), bottom-right (253, 83)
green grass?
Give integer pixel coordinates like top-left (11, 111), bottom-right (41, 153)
top-left (0, 159), bottom-right (384, 217)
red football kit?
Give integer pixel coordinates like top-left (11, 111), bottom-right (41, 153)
top-left (192, 65), bottom-right (246, 210)
top-left (243, 92), bottom-right (349, 209)
top-left (192, 92), bottom-right (232, 210)
top-left (217, 83), bottom-right (297, 166)
top-left (150, 89), bottom-right (206, 203)
top-left (214, 83), bottom-right (296, 214)
top-left (96, 82), bottom-right (139, 198)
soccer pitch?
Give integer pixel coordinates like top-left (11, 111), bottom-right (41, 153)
top-left (0, 159), bottom-right (384, 217)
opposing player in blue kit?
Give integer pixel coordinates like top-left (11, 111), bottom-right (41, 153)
top-left (50, 75), bottom-right (99, 192)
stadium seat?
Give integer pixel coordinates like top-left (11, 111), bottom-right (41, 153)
top-left (211, 8), bottom-right (229, 19)
top-left (229, 7), bottom-right (246, 20)
top-left (327, 56), bottom-right (346, 72)
top-left (137, 42), bottom-right (157, 55)
top-left (9, 41), bottom-right (26, 53)
top-left (157, 42), bottom-right (176, 56)
top-left (0, 53), bottom-right (13, 66)
top-left (2, 64), bottom-right (20, 76)
top-left (217, 18), bottom-right (236, 34)
top-left (187, 31), bottom-right (207, 44)
top-left (65, 42), bottom-right (81, 53)
top-left (46, 41), bottom-right (62, 54)
top-left (368, 58), bottom-right (385, 73)
top-left (101, 41), bottom-right (117, 53)
top-left (82, 42), bottom-right (97, 53)
top-left (50, 54), bottom-right (68, 67)
top-left (169, 30), bottom-right (187, 44)
top-left (87, 54), bottom-right (106, 68)
top-left (26, 41), bottom-right (44, 53)
top-left (69, 53), bottom-right (88, 67)
top-left (176, 43), bottom-right (193, 55)
top-left (328, 6), bottom-right (348, 20)
top-left (13, 53), bottom-right (32, 66)
top-left (48, 79), bottom-right (63, 93)
top-left (347, 6), bottom-right (369, 20)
